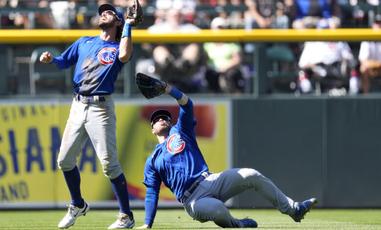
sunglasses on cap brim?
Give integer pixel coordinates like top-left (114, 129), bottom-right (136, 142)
top-left (151, 115), bottom-right (171, 126)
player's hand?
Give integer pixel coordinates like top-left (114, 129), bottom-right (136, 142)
top-left (125, 19), bottom-right (136, 26)
top-left (136, 224), bottom-right (151, 229)
top-left (39, 51), bottom-right (53, 63)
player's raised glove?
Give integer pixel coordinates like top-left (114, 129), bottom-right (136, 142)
top-left (135, 72), bottom-right (167, 99)
top-left (125, 0), bottom-right (143, 26)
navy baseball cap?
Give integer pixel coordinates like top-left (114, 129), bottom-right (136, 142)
top-left (98, 4), bottom-right (124, 24)
top-left (150, 110), bottom-right (172, 126)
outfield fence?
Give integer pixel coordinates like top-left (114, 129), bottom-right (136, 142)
top-left (1, 28), bottom-right (380, 97)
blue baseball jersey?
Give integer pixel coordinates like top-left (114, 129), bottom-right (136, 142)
top-left (143, 99), bottom-right (209, 201)
top-left (52, 36), bottom-right (124, 95)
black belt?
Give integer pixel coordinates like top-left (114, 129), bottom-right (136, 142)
top-left (179, 172), bottom-right (211, 203)
top-left (74, 94), bottom-right (107, 103)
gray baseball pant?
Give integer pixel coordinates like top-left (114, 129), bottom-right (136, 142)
top-left (183, 168), bottom-right (296, 228)
top-left (57, 96), bottom-right (123, 179)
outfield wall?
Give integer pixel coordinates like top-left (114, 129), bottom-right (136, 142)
top-left (232, 96), bottom-right (381, 208)
top-left (2, 96), bottom-right (381, 209)
top-left (0, 98), bottom-right (230, 209)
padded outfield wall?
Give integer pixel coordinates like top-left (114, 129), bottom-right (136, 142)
top-left (231, 96), bottom-right (381, 208)
top-left (1, 96), bottom-right (381, 209)
top-left (0, 98), bottom-right (231, 209)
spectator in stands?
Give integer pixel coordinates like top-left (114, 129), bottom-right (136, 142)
top-left (287, 0), bottom-right (341, 29)
top-left (0, 0), bottom-right (17, 28)
top-left (145, 9), bottom-right (207, 93)
top-left (358, 14), bottom-right (381, 93)
top-left (112, 0), bottom-right (146, 18)
top-left (148, 8), bottom-right (199, 32)
top-left (227, 0), bottom-right (246, 28)
top-left (297, 23), bottom-right (356, 95)
top-left (154, 0), bottom-right (197, 24)
top-left (243, 0), bottom-right (290, 61)
top-left (49, 0), bottom-right (78, 29)
top-left (244, 0), bottom-right (289, 29)
top-left (3, 0), bottom-right (28, 28)
top-left (195, 0), bottom-right (247, 29)
top-left (349, 0), bottom-right (381, 27)
top-left (1, 0), bottom-right (53, 28)
top-left (69, 0), bottom-right (98, 29)
top-left (203, 17), bottom-right (248, 93)
top-left (35, 0), bottom-right (54, 28)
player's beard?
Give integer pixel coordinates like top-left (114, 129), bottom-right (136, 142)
top-left (98, 19), bottom-right (116, 30)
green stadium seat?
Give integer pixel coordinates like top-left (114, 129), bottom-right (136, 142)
top-left (266, 44), bottom-right (298, 93)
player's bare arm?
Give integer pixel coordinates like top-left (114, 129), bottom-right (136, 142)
top-left (39, 51), bottom-right (53, 64)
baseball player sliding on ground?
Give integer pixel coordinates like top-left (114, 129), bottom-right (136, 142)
top-left (39, 3), bottom-right (138, 229)
top-left (136, 79), bottom-right (317, 229)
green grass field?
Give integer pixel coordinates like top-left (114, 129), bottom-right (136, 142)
top-left (0, 209), bottom-right (380, 229)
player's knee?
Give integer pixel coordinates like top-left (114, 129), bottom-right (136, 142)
top-left (212, 209), bottom-right (234, 228)
top-left (102, 162), bottom-right (123, 179)
top-left (194, 205), bottom-right (227, 223)
top-left (238, 168), bottom-right (261, 179)
top-left (213, 208), bottom-right (228, 219)
top-left (57, 158), bottom-right (75, 171)
top-left (207, 202), bottom-right (227, 219)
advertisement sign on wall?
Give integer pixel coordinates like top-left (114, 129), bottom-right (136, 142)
top-left (0, 101), bottom-right (228, 206)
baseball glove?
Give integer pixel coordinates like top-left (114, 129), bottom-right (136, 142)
top-left (135, 72), bottom-right (167, 99)
top-left (126, 0), bottom-right (143, 26)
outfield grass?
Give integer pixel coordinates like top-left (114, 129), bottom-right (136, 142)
top-left (0, 209), bottom-right (380, 229)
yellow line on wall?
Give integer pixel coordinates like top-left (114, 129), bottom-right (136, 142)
top-left (0, 29), bottom-right (380, 44)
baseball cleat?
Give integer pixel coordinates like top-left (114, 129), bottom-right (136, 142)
top-left (108, 212), bottom-right (135, 229)
top-left (290, 198), bottom-right (317, 222)
top-left (239, 218), bottom-right (258, 228)
top-left (58, 202), bottom-right (90, 229)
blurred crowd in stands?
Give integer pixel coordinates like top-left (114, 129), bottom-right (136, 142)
top-left (1, 0), bottom-right (381, 95)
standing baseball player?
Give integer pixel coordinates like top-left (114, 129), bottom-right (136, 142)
top-left (136, 81), bottom-right (317, 228)
top-left (39, 3), bottom-right (141, 229)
